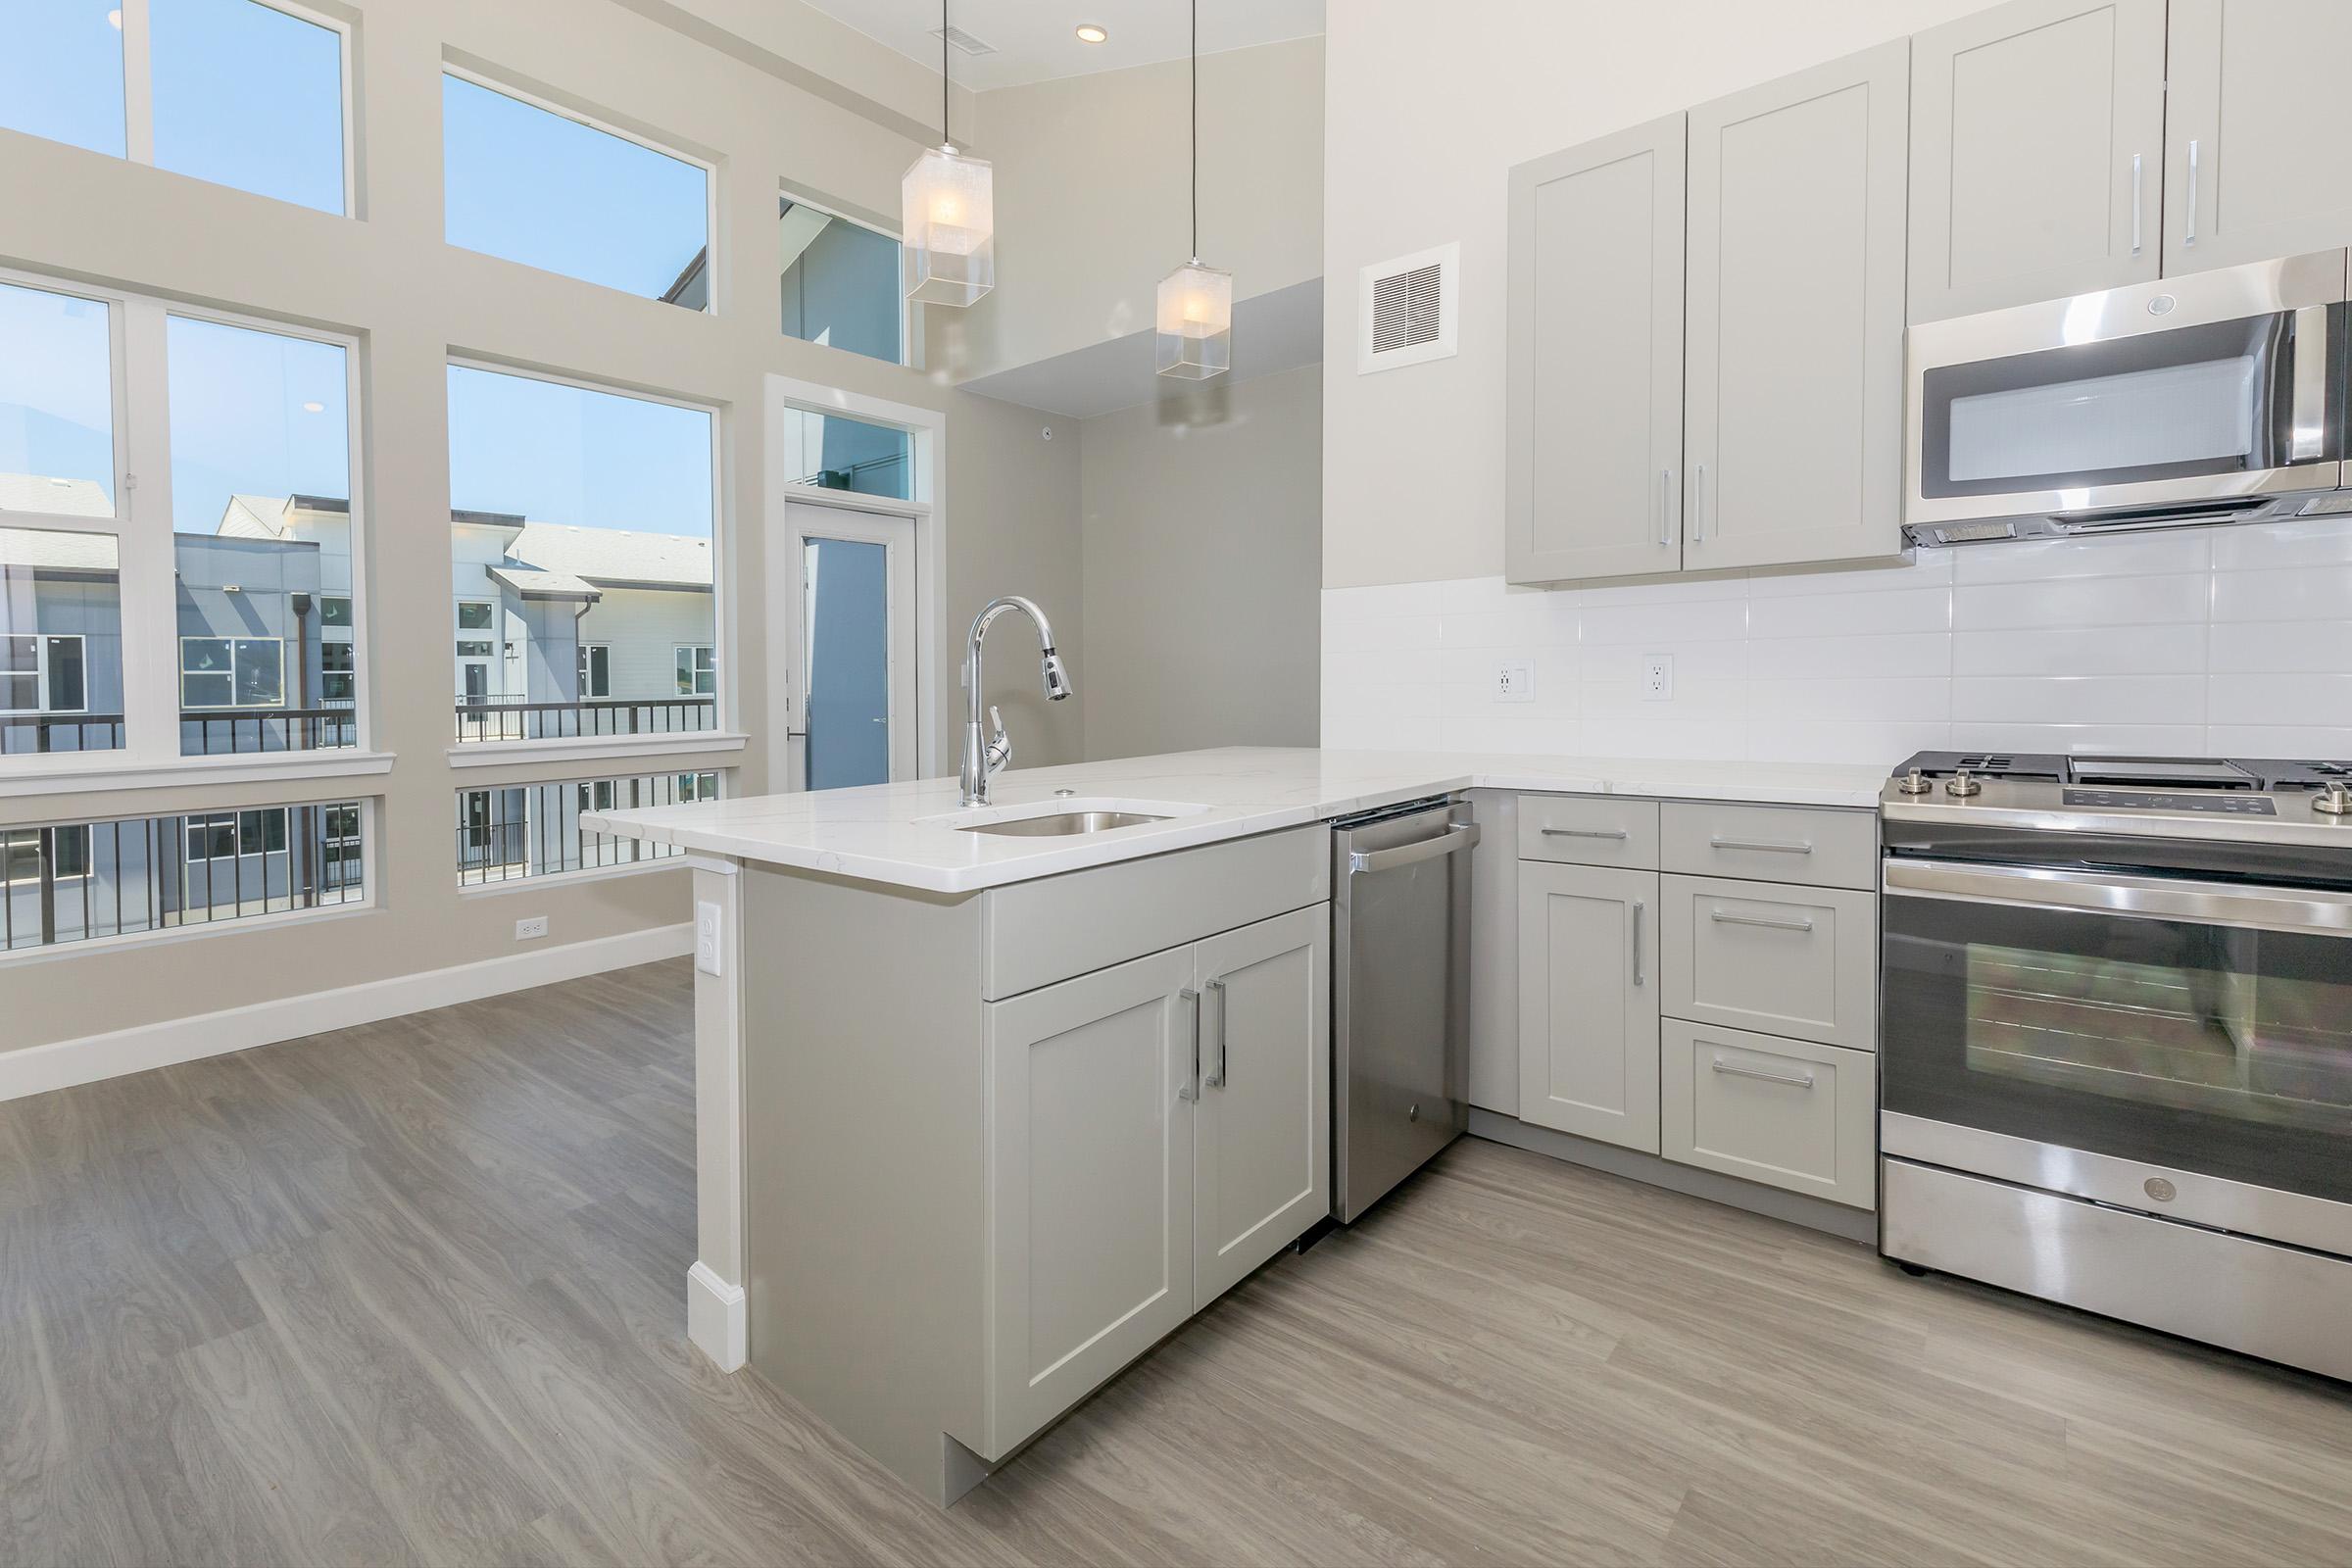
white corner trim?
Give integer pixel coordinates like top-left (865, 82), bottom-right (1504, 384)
top-left (0, 920), bottom-right (691, 1103)
top-left (687, 1259), bottom-right (749, 1372)
top-left (445, 732), bottom-right (750, 769)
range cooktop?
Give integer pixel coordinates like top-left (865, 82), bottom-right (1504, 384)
top-left (1883, 753), bottom-right (2352, 834)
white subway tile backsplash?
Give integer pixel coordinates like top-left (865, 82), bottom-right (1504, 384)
top-left (1952, 624), bottom-right (2207, 676)
top-left (1952, 674), bottom-right (2204, 726)
top-left (1739, 632), bottom-right (1952, 680)
top-left (2208, 621), bottom-right (2352, 673)
top-left (2210, 565), bottom-right (2352, 622)
top-left (1951, 530), bottom-right (2211, 584)
top-left (2205, 673), bottom-right (2352, 729)
top-left (1746, 584), bottom-right (1951, 638)
top-left (1581, 596), bottom-right (1748, 644)
top-left (2210, 514), bottom-right (2352, 571)
top-left (1948, 722), bottom-right (2208, 757)
top-left (1951, 573), bottom-right (2210, 630)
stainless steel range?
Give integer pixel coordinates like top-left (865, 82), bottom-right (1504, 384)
top-left (1877, 752), bottom-right (2352, 1381)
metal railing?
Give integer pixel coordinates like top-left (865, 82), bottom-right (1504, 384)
top-left (457, 771), bottom-right (717, 886)
top-left (0, 712), bottom-right (125, 755)
top-left (452, 696), bottom-right (717, 745)
top-left (1, 802), bottom-right (366, 953)
top-left (1, 709), bottom-right (359, 757)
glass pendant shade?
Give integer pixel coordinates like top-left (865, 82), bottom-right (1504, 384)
top-left (901, 145), bottom-right (995, 306)
top-left (1154, 262), bottom-right (1232, 379)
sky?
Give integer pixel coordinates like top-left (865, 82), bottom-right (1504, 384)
top-left (2, 1), bottom-right (717, 540)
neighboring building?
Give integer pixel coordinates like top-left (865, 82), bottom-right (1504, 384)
top-left (0, 477), bottom-right (123, 755)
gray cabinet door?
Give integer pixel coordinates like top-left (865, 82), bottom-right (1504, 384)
top-left (1908, 0), bottom-right (2166, 321)
top-left (1517, 861), bottom-right (1660, 1152)
top-left (1195, 906), bottom-right (1329, 1305)
top-left (2164, 0), bottom-right (2352, 275)
top-left (1506, 115), bottom-right (1687, 584)
top-left (983, 943), bottom-right (1198, 1457)
top-left (1684, 40), bottom-right (1910, 572)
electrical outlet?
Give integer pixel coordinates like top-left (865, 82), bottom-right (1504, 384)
top-left (514, 915), bottom-right (549, 941)
top-left (1494, 658), bottom-right (1535, 704)
top-left (695, 901), bottom-right (724, 977)
top-left (1642, 655), bottom-right (1674, 702)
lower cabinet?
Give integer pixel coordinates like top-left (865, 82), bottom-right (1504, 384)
top-left (982, 906), bottom-right (1328, 1456)
top-left (1517, 860), bottom-right (1660, 1153)
top-left (1660, 1019), bottom-right (1876, 1210)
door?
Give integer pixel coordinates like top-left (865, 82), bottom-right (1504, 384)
top-left (773, 502), bottom-right (916, 793)
top-left (1518, 861), bottom-right (1660, 1152)
top-left (1685, 40), bottom-right (1910, 571)
top-left (1195, 906), bottom-right (1329, 1303)
top-left (2165, 0), bottom-right (2352, 275)
top-left (1506, 114), bottom-right (1687, 583)
top-left (1907, 0), bottom-right (2167, 322)
top-left (982, 944), bottom-right (1198, 1457)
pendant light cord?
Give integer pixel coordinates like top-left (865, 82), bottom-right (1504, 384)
top-left (1190, 0), bottom-right (1200, 264)
top-left (941, 0), bottom-right (952, 150)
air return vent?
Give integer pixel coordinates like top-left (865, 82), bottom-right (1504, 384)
top-left (929, 24), bottom-right (996, 55)
top-left (1358, 242), bottom-right (1459, 373)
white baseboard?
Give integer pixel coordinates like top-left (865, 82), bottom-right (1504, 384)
top-left (687, 1259), bottom-right (748, 1371)
top-left (0, 921), bottom-right (693, 1103)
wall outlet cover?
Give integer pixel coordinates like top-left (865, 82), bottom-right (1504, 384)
top-left (514, 915), bottom-right (550, 941)
top-left (695, 900), bottom-right (724, 978)
top-left (1642, 655), bottom-right (1674, 702)
top-left (1494, 658), bottom-right (1535, 703)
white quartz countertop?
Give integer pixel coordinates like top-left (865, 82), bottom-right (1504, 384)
top-left (581, 747), bottom-right (1886, 895)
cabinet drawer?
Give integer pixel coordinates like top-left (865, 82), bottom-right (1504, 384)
top-left (1661, 875), bottom-right (1878, 1051)
top-left (1662, 1019), bottom-right (1875, 1209)
top-left (1661, 802), bottom-right (1876, 889)
top-left (1518, 795), bottom-right (1659, 868)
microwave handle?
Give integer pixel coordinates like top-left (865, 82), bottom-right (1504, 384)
top-left (1884, 858), bottom-right (2352, 937)
top-left (2290, 304), bottom-right (2330, 462)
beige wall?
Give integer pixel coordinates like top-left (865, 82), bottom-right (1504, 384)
top-left (930, 37), bottom-right (1325, 383)
top-left (1078, 367), bottom-right (1322, 760)
top-left (0, 0), bottom-right (1080, 1052)
top-left (950, 399), bottom-right (1087, 764)
top-left (1321, 0), bottom-right (1982, 589)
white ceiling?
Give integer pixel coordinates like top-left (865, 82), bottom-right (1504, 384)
top-left (802, 0), bottom-right (1325, 92)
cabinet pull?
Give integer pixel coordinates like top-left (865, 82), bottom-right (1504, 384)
top-left (1202, 977), bottom-right (1229, 1090)
top-left (1708, 835), bottom-right (1811, 855)
top-left (1712, 1055), bottom-right (1815, 1090)
top-left (1542, 826), bottom-right (1629, 841)
top-left (1710, 907), bottom-right (1816, 933)
top-left (1631, 900), bottom-right (1645, 988)
top-left (1691, 463), bottom-right (1707, 544)
top-left (2130, 152), bottom-right (2142, 256)
top-left (1658, 468), bottom-right (1674, 548)
top-left (1177, 986), bottom-right (1201, 1102)
top-left (2185, 139), bottom-right (2200, 246)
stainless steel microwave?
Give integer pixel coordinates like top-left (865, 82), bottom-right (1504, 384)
top-left (1904, 250), bottom-right (2351, 546)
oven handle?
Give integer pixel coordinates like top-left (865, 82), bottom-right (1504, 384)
top-left (1883, 858), bottom-right (2352, 937)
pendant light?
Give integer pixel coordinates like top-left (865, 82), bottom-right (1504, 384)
top-left (902, 0), bottom-right (995, 306)
top-left (1155, 0), bottom-right (1231, 379)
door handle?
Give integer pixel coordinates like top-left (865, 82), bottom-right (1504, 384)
top-left (1177, 987), bottom-right (1200, 1102)
top-left (1709, 835), bottom-right (1812, 855)
top-left (1541, 826), bottom-right (1628, 841)
top-left (1347, 822), bottom-right (1480, 875)
top-left (2184, 138), bottom-right (2200, 247)
top-left (1631, 900), bottom-right (1644, 988)
top-left (2130, 152), bottom-right (2142, 256)
top-left (1690, 464), bottom-right (1707, 545)
top-left (1658, 468), bottom-right (1675, 548)
top-left (1712, 1055), bottom-right (1815, 1090)
top-left (1710, 907), bottom-right (1816, 933)
top-left (1202, 977), bottom-right (1229, 1089)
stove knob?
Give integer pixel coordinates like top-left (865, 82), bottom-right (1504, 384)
top-left (2317, 782), bottom-right (2352, 816)
top-left (1945, 769), bottom-right (1984, 799)
top-left (1896, 767), bottom-right (1933, 796)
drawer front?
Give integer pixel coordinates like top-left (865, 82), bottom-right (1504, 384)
top-left (1518, 795), bottom-right (1660, 868)
top-left (1661, 1019), bottom-right (1875, 1209)
top-left (1661, 801), bottom-right (1876, 889)
top-left (1661, 875), bottom-right (1878, 1051)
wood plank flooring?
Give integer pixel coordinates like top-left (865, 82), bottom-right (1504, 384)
top-left (4, 956), bottom-right (2351, 1566)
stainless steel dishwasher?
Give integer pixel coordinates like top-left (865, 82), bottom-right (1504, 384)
top-left (1331, 797), bottom-right (1477, 1223)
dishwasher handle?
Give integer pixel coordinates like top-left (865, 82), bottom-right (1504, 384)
top-left (1346, 822), bottom-right (1480, 876)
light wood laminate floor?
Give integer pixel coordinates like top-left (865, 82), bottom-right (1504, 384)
top-left (4, 956), bottom-right (2350, 1566)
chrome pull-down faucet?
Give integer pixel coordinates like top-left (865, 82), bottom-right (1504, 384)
top-left (960, 596), bottom-right (1072, 807)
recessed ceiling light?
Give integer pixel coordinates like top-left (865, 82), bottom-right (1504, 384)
top-left (302, 401), bottom-right (325, 414)
top-left (1075, 24), bottom-right (1108, 44)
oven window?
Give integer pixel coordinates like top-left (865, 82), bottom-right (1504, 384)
top-left (1884, 896), bottom-right (2352, 1202)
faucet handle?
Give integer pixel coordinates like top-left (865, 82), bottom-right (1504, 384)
top-left (985, 705), bottom-right (1011, 775)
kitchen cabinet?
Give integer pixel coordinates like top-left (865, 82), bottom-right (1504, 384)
top-left (1683, 39), bottom-right (1910, 572)
top-left (2163, 0), bottom-right (2352, 274)
top-left (1517, 860), bottom-right (1659, 1152)
top-left (1659, 875), bottom-right (1880, 1053)
top-left (1907, 0), bottom-right (2166, 322)
top-left (1661, 1019), bottom-right (1876, 1209)
top-left (1505, 115), bottom-right (1688, 583)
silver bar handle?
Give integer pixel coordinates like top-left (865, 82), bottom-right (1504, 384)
top-left (1713, 1055), bottom-right (1815, 1090)
top-left (1348, 822), bottom-right (1481, 875)
top-left (1658, 468), bottom-right (1674, 548)
top-left (1631, 900), bottom-right (1644, 988)
top-left (1177, 987), bottom-right (1200, 1102)
top-left (1711, 907), bottom-right (1815, 933)
top-left (1709, 835), bottom-right (1812, 855)
top-left (2184, 138), bottom-right (2199, 246)
top-left (1541, 826), bottom-right (1628, 841)
top-left (2130, 152), bottom-right (2142, 256)
top-left (1690, 463), bottom-right (1706, 544)
top-left (1883, 858), bottom-right (2352, 937)
top-left (1202, 977), bottom-right (1228, 1090)
top-left (2291, 303), bottom-right (2330, 461)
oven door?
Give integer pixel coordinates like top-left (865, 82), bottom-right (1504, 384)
top-left (1905, 250), bottom-right (2346, 532)
top-left (1881, 858), bottom-right (2352, 1255)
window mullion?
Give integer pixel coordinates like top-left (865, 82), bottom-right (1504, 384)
top-left (117, 297), bottom-right (178, 765)
top-left (120, 0), bottom-right (156, 166)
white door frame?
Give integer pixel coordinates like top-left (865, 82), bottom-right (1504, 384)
top-left (774, 503), bottom-right (918, 792)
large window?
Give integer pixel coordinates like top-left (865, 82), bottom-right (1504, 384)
top-left (780, 196), bottom-right (904, 365)
top-left (443, 74), bottom-right (710, 309)
top-left (2, 0), bottom-right (347, 214)
top-left (447, 363), bottom-right (717, 744)
top-left (456, 770), bottom-right (717, 885)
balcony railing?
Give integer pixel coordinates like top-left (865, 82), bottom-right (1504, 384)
top-left (453, 696), bottom-right (717, 745)
top-left (457, 770), bottom-right (717, 886)
top-left (2, 708), bottom-right (359, 758)
top-left (0, 713), bottom-right (124, 755)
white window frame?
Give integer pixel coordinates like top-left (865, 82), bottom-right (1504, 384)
top-left (577, 641), bottom-right (612, 699)
top-left (0, 633), bottom-right (90, 715)
top-left (0, 266), bottom-right (383, 799)
top-left (178, 634), bottom-right (285, 710)
top-left (318, 635), bottom-right (355, 704)
top-left (112, 0), bottom-right (357, 217)
top-left (674, 643), bottom-right (716, 698)
top-left (445, 356), bottom-right (743, 769)
top-left (777, 186), bottom-right (912, 368)
top-left (442, 62), bottom-right (719, 313)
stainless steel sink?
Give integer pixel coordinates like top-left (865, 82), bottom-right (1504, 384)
top-left (956, 809), bottom-right (1172, 836)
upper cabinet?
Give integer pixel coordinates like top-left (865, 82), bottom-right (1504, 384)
top-left (1505, 116), bottom-right (1687, 583)
top-left (1907, 0), bottom-right (2166, 322)
top-left (2163, 0), bottom-right (2352, 274)
top-left (1684, 41), bottom-right (1910, 573)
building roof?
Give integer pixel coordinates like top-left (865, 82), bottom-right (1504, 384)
top-left (509, 521), bottom-right (712, 592)
top-left (0, 526), bottom-right (120, 572)
top-left (217, 494), bottom-right (293, 539)
top-left (487, 564), bottom-right (603, 602)
top-left (0, 472), bottom-right (114, 517)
